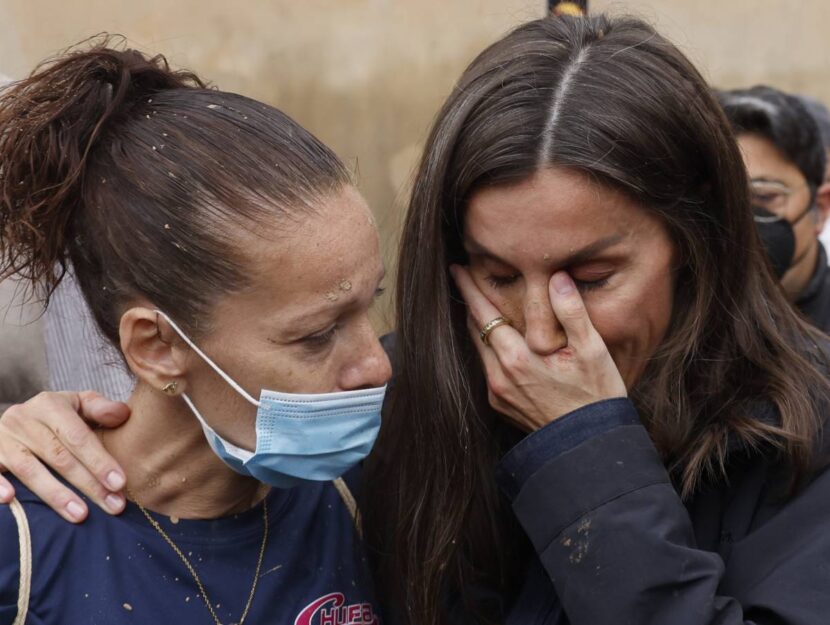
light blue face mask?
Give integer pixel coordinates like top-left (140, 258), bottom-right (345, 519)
top-left (157, 311), bottom-right (386, 489)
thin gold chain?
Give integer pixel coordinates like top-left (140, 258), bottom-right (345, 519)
top-left (128, 489), bottom-right (269, 625)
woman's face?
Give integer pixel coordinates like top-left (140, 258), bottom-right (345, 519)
top-left (463, 167), bottom-right (676, 388)
top-left (176, 185), bottom-right (391, 448)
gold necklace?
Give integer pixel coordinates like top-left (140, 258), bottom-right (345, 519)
top-left (129, 489), bottom-right (269, 625)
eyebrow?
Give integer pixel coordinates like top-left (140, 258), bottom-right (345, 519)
top-left (464, 234), bottom-right (626, 268)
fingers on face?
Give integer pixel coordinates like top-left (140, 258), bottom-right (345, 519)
top-left (466, 315), bottom-right (518, 408)
top-left (453, 265), bottom-right (599, 352)
top-left (548, 271), bottom-right (597, 347)
top-left (452, 264), bottom-right (522, 352)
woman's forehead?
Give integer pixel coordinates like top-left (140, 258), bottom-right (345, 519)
top-left (464, 169), bottom-right (652, 260)
top-left (236, 188), bottom-right (382, 308)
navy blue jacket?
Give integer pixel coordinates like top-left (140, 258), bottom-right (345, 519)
top-left (499, 397), bottom-right (830, 624)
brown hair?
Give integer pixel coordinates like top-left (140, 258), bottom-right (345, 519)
top-left (0, 37), bottom-right (350, 342)
top-left (364, 14), bottom-right (829, 624)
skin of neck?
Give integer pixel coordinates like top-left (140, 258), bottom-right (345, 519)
top-left (99, 381), bottom-right (269, 519)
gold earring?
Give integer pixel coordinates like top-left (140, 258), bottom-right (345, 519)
top-left (162, 381), bottom-right (178, 395)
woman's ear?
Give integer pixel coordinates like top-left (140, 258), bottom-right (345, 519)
top-left (119, 307), bottom-right (189, 395)
top-left (814, 182), bottom-right (830, 234)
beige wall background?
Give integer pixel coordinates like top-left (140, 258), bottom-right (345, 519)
top-left (0, 0), bottom-right (827, 327)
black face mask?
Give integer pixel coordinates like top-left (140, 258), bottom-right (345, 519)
top-left (754, 205), bottom-right (811, 278)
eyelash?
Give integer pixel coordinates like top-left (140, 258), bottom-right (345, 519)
top-left (303, 325), bottom-right (337, 349)
top-left (485, 274), bottom-right (610, 292)
top-left (485, 275), bottom-right (520, 289)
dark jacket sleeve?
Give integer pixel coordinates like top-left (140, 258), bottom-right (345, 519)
top-left (497, 398), bottom-right (830, 625)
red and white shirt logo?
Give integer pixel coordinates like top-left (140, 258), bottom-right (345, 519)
top-left (294, 592), bottom-right (380, 625)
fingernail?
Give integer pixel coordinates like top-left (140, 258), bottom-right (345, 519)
top-left (0, 484), bottom-right (11, 501)
top-left (105, 493), bottom-right (125, 512)
top-left (66, 500), bottom-right (85, 520)
top-left (552, 272), bottom-right (575, 295)
top-left (106, 471), bottom-right (125, 490)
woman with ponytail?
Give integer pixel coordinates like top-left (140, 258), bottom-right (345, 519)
top-left (0, 39), bottom-right (389, 624)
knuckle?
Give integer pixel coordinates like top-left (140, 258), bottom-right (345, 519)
top-left (582, 341), bottom-right (605, 363)
top-left (8, 449), bottom-right (38, 480)
top-left (487, 375), bottom-right (506, 398)
top-left (32, 391), bottom-right (57, 410)
top-left (47, 437), bottom-right (75, 472)
top-left (0, 405), bottom-right (23, 427)
top-left (60, 424), bottom-right (92, 449)
top-left (501, 348), bottom-right (528, 373)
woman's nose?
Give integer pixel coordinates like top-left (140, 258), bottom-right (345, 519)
top-left (523, 290), bottom-right (567, 355)
top-left (340, 326), bottom-right (393, 390)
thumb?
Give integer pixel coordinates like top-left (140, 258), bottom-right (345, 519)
top-left (548, 272), bottom-right (595, 348)
top-left (77, 391), bottom-right (131, 427)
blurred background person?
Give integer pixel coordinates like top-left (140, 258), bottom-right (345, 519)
top-left (719, 86), bottom-right (830, 331)
top-left (800, 96), bottom-right (830, 250)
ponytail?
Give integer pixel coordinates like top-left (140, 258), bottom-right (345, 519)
top-left (0, 36), bottom-right (203, 299)
top-left (0, 36), bottom-right (348, 346)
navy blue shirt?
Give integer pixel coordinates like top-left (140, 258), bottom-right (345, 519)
top-left (0, 471), bottom-right (380, 625)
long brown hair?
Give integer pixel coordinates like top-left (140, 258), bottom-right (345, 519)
top-left (0, 36), bottom-right (349, 343)
top-left (363, 14), bottom-right (829, 624)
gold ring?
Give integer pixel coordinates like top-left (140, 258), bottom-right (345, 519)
top-left (479, 316), bottom-right (511, 346)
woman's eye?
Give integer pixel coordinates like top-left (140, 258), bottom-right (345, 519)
top-left (302, 326), bottom-right (338, 349)
top-left (485, 274), bottom-right (520, 289)
top-left (573, 276), bottom-right (610, 293)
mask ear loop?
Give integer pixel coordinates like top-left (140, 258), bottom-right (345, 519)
top-left (154, 310), bottom-right (261, 407)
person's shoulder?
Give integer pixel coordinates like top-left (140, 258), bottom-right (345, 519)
top-left (4, 477), bottom-right (66, 515)
top-left (2, 477), bottom-right (99, 548)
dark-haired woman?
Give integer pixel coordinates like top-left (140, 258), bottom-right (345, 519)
top-left (0, 44), bottom-right (389, 624)
top-left (362, 14), bottom-right (830, 624)
top-left (5, 15), bottom-right (830, 625)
